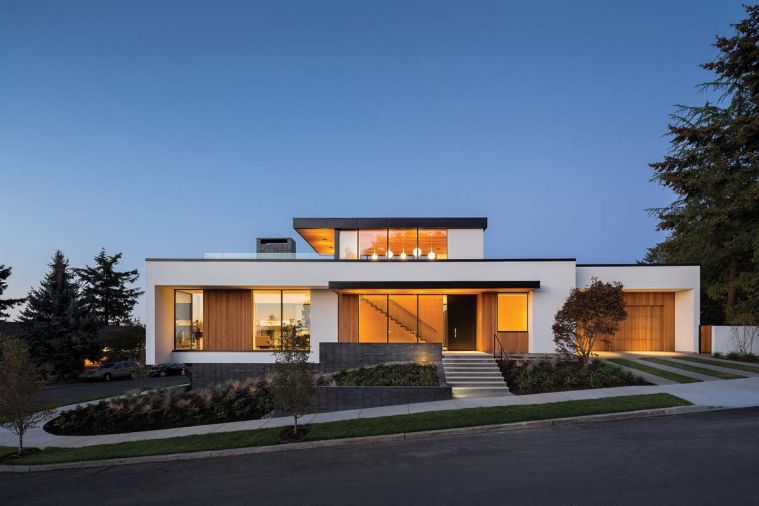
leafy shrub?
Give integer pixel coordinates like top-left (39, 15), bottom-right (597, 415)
top-left (317, 363), bottom-right (439, 387)
top-left (502, 359), bottom-right (647, 395)
top-left (723, 351), bottom-right (759, 363)
top-left (45, 379), bottom-right (273, 436)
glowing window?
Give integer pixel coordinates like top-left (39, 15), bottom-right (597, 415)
top-left (497, 293), bottom-right (528, 332)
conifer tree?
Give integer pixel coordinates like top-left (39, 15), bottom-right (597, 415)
top-left (75, 248), bottom-right (144, 326)
top-left (646, 5), bottom-right (759, 324)
top-left (19, 251), bottom-right (99, 377)
top-left (0, 265), bottom-right (25, 321)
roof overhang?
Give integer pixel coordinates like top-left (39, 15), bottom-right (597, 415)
top-left (328, 281), bottom-right (539, 290)
top-left (294, 217), bottom-right (487, 230)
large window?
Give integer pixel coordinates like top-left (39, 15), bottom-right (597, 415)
top-left (254, 290), bottom-right (311, 350)
top-left (497, 293), bottom-right (528, 332)
top-left (174, 289), bottom-right (309, 351)
top-left (174, 290), bottom-right (204, 350)
top-left (358, 294), bottom-right (447, 343)
top-left (340, 228), bottom-right (447, 260)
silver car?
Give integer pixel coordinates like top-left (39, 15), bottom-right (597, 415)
top-left (82, 361), bottom-right (137, 382)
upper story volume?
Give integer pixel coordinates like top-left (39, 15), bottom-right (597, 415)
top-left (293, 217), bottom-right (488, 260)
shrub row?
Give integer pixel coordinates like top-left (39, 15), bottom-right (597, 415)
top-left (317, 363), bottom-right (439, 387)
top-left (45, 379), bottom-right (273, 436)
top-left (712, 351), bottom-right (759, 363)
top-left (501, 359), bottom-right (647, 395)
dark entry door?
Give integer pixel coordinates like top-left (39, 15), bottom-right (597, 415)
top-left (447, 295), bottom-right (477, 351)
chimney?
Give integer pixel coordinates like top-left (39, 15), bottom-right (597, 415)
top-left (256, 237), bottom-right (296, 254)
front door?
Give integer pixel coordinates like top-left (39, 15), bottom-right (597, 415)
top-left (447, 295), bottom-right (477, 351)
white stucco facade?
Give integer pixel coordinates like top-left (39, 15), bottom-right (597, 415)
top-left (144, 218), bottom-right (702, 366)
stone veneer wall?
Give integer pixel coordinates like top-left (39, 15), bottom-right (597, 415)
top-left (319, 343), bottom-right (443, 373)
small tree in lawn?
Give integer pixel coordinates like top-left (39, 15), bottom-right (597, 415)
top-left (273, 320), bottom-right (314, 436)
top-left (553, 277), bottom-right (627, 366)
top-left (0, 336), bottom-right (54, 456)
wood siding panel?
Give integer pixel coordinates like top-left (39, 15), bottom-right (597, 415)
top-left (700, 325), bottom-right (712, 354)
top-left (338, 294), bottom-right (359, 343)
top-left (596, 292), bottom-right (675, 352)
top-left (203, 289), bottom-right (252, 351)
top-left (478, 293), bottom-right (529, 354)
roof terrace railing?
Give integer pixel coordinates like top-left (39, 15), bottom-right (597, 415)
top-left (203, 252), bottom-right (334, 260)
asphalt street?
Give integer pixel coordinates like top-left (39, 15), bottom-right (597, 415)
top-left (3, 407), bottom-right (758, 505)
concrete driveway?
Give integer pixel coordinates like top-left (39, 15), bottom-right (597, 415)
top-left (37, 376), bottom-right (189, 407)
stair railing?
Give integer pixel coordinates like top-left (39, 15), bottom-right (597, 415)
top-left (493, 333), bottom-right (509, 363)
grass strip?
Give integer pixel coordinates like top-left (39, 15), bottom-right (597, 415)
top-left (606, 358), bottom-right (702, 384)
top-left (6, 393), bottom-right (689, 466)
top-left (641, 358), bottom-right (746, 380)
top-left (672, 356), bottom-right (759, 374)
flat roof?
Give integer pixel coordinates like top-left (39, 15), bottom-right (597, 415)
top-left (293, 217), bottom-right (488, 230)
top-left (329, 281), bottom-right (540, 290)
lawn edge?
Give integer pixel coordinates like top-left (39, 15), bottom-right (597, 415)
top-left (0, 403), bottom-right (715, 473)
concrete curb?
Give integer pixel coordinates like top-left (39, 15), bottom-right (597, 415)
top-left (0, 404), bottom-right (721, 473)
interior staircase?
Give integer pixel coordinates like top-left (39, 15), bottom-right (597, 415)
top-left (443, 352), bottom-right (511, 398)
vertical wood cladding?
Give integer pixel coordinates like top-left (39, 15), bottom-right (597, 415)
top-left (597, 292), bottom-right (675, 351)
top-left (337, 294), bottom-right (359, 343)
top-left (203, 289), bottom-right (252, 351)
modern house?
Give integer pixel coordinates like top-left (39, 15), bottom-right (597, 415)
top-left (145, 217), bottom-right (700, 384)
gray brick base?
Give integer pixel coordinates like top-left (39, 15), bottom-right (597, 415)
top-left (312, 385), bottom-right (452, 412)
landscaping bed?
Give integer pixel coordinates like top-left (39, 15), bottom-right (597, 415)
top-left (5, 393), bottom-right (690, 466)
top-left (499, 358), bottom-right (649, 395)
top-left (316, 363), bottom-right (439, 387)
top-left (712, 352), bottom-right (759, 364)
top-left (44, 379), bottom-right (273, 436)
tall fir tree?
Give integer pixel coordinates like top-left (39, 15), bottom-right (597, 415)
top-left (645, 5), bottom-right (759, 325)
top-left (19, 251), bottom-right (99, 377)
top-left (0, 265), bottom-right (25, 321)
top-left (75, 249), bottom-right (144, 326)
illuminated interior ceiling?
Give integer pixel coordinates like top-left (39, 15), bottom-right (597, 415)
top-left (296, 228), bottom-right (335, 255)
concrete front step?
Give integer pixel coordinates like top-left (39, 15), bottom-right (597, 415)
top-left (448, 382), bottom-right (510, 388)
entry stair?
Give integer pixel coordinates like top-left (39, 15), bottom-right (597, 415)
top-left (442, 352), bottom-right (511, 398)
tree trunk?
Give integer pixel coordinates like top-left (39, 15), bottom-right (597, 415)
top-left (726, 259), bottom-right (737, 317)
top-left (18, 432), bottom-right (23, 456)
top-left (293, 415), bottom-right (298, 435)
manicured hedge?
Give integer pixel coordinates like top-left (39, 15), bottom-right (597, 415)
top-left (45, 379), bottom-right (273, 436)
top-left (317, 363), bottom-right (439, 387)
top-left (501, 359), bottom-right (647, 395)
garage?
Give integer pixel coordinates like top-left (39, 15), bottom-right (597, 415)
top-left (598, 292), bottom-right (675, 351)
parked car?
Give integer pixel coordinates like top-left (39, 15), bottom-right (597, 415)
top-left (82, 361), bottom-right (137, 382)
top-left (149, 363), bottom-right (188, 377)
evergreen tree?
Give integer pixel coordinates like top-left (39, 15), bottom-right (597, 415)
top-left (19, 251), bottom-right (99, 377)
top-left (75, 248), bottom-right (144, 326)
top-left (646, 5), bottom-right (759, 324)
top-left (0, 265), bottom-right (25, 321)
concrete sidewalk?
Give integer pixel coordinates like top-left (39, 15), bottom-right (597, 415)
top-left (3, 377), bottom-right (758, 449)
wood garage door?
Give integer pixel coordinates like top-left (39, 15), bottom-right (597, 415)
top-left (599, 292), bottom-right (675, 351)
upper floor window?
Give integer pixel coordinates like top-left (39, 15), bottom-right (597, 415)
top-left (339, 228), bottom-right (447, 260)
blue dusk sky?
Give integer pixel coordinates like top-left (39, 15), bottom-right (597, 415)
top-left (0, 1), bottom-right (747, 320)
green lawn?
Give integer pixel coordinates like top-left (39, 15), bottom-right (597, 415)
top-left (4, 393), bottom-right (689, 466)
top-left (641, 358), bottom-right (746, 380)
top-left (673, 356), bottom-right (759, 374)
top-left (606, 358), bottom-right (702, 384)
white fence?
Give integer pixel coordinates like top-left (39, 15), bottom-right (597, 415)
top-left (711, 326), bottom-right (759, 355)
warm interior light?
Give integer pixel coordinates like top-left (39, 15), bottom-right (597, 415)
top-left (413, 247), bottom-right (421, 258)
top-left (371, 252), bottom-right (378, 261)
top-left (428, 250), bottom-right (436, 260)
top-left (400, 251), bottom-right (407, 260)
top-left (387, 250), bottom-right (394, 259)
